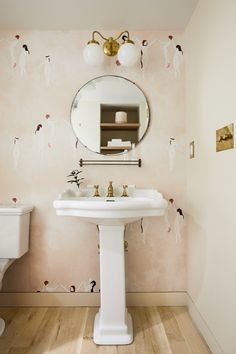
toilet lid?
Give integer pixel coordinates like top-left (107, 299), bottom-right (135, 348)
top-left (0, 204), bottom-right (34, 215)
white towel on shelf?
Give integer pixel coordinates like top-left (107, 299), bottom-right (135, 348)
top-left (107, 141), bottom-right (131, 147)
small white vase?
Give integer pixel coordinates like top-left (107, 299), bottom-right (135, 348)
top-left (115, 111), bottom-right (127, 124)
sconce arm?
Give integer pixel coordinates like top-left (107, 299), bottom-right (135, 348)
top-left (92, 30), bottom-right (108, 41)
top-left (88, 30), bottom-right (132, 44)
top-left (114, 30), bottom-right (130, 41)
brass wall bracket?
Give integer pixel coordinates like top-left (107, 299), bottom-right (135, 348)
top-left (89, 30), bottom-right (132, 56)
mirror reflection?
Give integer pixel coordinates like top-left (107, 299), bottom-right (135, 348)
top-left (71, 75), bottom-right (150, 155)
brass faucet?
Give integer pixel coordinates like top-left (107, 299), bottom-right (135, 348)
top-left (107, 181), bottom-right (114, 197)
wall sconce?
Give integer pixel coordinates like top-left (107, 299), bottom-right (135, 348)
top-left (83, 30), bottom-right (139, 67)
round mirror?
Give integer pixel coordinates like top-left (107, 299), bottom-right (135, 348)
top-left (71, 75), bottom-right (150, 155)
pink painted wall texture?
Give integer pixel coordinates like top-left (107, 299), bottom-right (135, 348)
top-left (0, 30), bottom-right (186, 293)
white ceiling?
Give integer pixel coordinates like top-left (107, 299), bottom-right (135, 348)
top-left (0, 0), bottom-right (198, 30)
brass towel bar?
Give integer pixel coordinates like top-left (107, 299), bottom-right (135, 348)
top-left (79, 158), bottom-right (142, 167)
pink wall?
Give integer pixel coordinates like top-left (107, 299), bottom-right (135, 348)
top-left (0, 30), bottom-right (186, 293)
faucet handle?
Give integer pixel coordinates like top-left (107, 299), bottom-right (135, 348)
top-left (121, 185), bottom-right (128, 197)
top-left (93, 185), bottom-right (100, 197)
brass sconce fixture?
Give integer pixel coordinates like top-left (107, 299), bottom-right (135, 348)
top-left (83, 30), bottom-right (139, 67)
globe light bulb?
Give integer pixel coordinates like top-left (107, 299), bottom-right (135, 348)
top-left (83, 43), bottom-right (104, 66)
top-left (117, 42), bottom-right (139, 67)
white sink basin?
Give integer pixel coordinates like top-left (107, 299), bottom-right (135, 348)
top-left (53, 188), bottom-right (167, 225)
top-left (53, 187), bottom-right (167, 345)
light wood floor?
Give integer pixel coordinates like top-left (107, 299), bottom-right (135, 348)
top-left (0, 307), bottom-right (211, 354)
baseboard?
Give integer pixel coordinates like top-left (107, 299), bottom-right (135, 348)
top-left (186, 294), bottom-right (224, 354)
top-left (0, 291), bottom-right (187, 307)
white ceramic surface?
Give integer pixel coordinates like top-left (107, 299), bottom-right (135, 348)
top-left (0, 204), bottom-right (34, 336)
top-left (0, 204), bottom-right (34, 258)
top-left (54, 188), bottom-right (167, 345)
top-left (0, 204), bottom-right (34, 216)
top-left (53, 188), bottom-right (167, 225)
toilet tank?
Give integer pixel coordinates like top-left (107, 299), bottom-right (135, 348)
top-left (0, 205), bottom-right (34, 258)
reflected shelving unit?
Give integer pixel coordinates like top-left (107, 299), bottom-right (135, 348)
top-left (100, 123), bottom-right (140, 130)
top-left (100, 104), bottom-right (140, 154)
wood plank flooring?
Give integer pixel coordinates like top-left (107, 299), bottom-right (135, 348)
top-left (0, 307), bottom-right (211, 354)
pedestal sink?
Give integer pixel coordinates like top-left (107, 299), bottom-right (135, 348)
top-left (53, 187), bottom-right (167, 345)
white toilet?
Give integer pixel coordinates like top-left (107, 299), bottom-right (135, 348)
top-left (0, 204), bottom-right (34, 336)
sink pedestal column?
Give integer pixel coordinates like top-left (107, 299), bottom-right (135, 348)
top-left (93, 225), bottom-right (133, 345)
